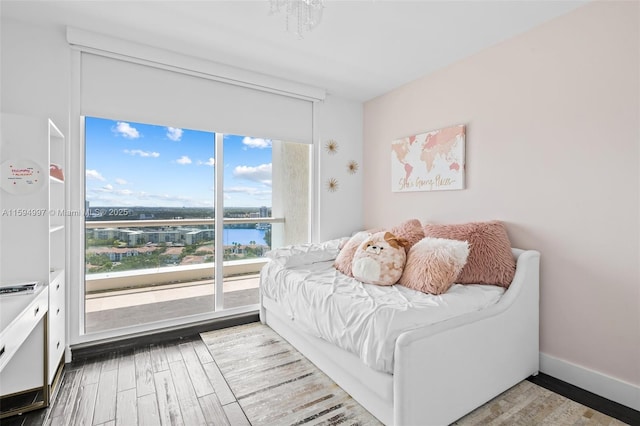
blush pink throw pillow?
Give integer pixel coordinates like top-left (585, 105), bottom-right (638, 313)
top-left (399, 237), bottom-right (470, 295)
top-left (334, 231), bottom-right (370, 277)
top-left (390, 219), bottom-right (425, 254)
top-left (422, 221), bottom-right (516, 287)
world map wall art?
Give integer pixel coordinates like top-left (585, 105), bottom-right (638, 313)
top-left (391, 124), bottom-right (465, 192)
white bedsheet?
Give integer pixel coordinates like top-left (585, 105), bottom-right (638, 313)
top-left (260, 256), bottom-right (505, 374)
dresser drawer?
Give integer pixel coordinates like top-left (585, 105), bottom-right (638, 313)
top-left (48, 306), bottom-right (65, 378)
top-left (0, 287), bottom-right (48, 374)
top-left (49, 284), bottom-right (65, 333)
top-left (48, 275), bottom-right (65, 382)
top-left (49, 271), bottom-right (65, 306)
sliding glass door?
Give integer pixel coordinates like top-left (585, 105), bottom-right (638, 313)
top-left (84, 117), bottom-right (310, 334)
top-left (84, 117), bottom-right (216, 332)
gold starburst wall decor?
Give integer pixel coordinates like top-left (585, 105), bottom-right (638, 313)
top-left (327, 178), bottom-right (339, 192)
top-left (347, 160), bottom-right (359, 174)
top-left (325, 139), bottom-right (339, 155)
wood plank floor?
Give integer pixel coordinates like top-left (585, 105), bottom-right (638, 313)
top-left (2, 326), bottom-right (637, 426)
top-left (2, 336), bottom-right (243, 426)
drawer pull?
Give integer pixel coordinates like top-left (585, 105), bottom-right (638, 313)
top-left (56, 341), bottom-right (60, 349)
top-left (34, 306), bottom-right (40, 316)
top-left (57, 308), bottom-right (60, 315)
top-left (0, 346), bottom-right (5, 358)
top-left (56, 283), bottom-right (60, 290)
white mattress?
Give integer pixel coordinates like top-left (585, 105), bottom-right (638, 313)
top-left (260, 250), bottom-right (505, 374)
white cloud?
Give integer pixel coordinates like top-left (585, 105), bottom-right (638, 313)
top-left (86, 188), bottom-right (212, 207)
top-left (86, 169), bottom-right (105, 181)
top-left (166, 127), bottom-right (183, 141)
top-left (225, 186), bottom-right (259, 194)
top-left (242, 137), bottom-right (271, 149)
top-left (90, 185), bottom-right (128, 194)
top-left (198, 157), bottom-right (215, 166)
top-left (225, 186), bottom-right (272, 196)
top-left (233, 163), bottom-right (272, 184)
top-left (90, 186), bottom-right (111, 193)
top-left (112, 122), bottom-right (140, 139)
top-left (223, 186), bottom-right (272, 207)
top-left (176, 155), bottom-right (192, 165)
top-left (124, 149), bottom-right (160, 158)
top-left (138, 192), bottom-right (211, 206)
top-left (115, 178), bottom-right (129, 185)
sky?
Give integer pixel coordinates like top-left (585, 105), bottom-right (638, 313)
top-left (85, 117), bottom-right (272, 208)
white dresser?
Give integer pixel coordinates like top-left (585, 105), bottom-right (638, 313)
top-left (0, 286), bottom-right (49, 418)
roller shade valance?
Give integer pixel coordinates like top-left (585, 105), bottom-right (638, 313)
top-left (80, 52), bottom-right (313, 143)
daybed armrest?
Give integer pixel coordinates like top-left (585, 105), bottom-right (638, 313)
top-left (393, 249), bottom-right (540, 426)
top-left (396, 249), bottom-right (539, 346)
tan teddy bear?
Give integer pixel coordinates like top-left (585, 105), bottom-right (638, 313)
top-left (352, 231), bottom-right (408, 286)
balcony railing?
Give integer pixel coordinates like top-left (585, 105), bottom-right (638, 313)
top-left (85, 217), bottom-right (283, 293)
top-left (84, 217), bottom-right (284, 229)
top-left (84, 216), bottom-right (284, 332)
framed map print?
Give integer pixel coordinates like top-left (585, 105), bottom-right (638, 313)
top-left (391, 124), bottom-right (465, 192)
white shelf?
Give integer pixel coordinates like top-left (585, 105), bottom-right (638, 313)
top-left (49, 269), bottom-right (64, 283)
top-left (49, 225), bottom-right (64, 234)
top-left (0, 113), bottom-right (68, 418)
top-left (47, 118), bottom-right (66, 393)
top-left (0, 115), bottom-right (67, 413)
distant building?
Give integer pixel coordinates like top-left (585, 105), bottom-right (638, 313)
top-left (90, 228), bottom-right (144, 246)
top-left (87, 246), bottom-right (156, 261)
top-left (259, 206), bottom-right (269, 217)
top-left (184, 229), bottom-right (215, 245)
top-left (93, 228), bottom-right (120, 240)
top-left (144, 229), bottom-right (182, 244)
top-left (91, 226), bottom-right (214, 247)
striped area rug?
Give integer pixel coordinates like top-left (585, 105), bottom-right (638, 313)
top-left (201, 322), bottom-right (382, 425)
top-left (201, 323), bottom-right (627, 426)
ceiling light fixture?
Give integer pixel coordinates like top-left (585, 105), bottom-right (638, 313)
top-left (269, 0), bottom-right (324, 39)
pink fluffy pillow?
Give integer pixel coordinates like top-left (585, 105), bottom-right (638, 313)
top-left (334, 231), bottom-right (370, 277)
top-left (399, 237), bottom-right (470, 295)
top-left (390, 219), bottom-right (425, 254)
top-left (422, 221), bottom-right (516, 287)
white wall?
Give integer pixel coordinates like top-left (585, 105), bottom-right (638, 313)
top-left (363, 0), bottom-right (639, 409)
top-left (0, 18), bottom-right (72, 287)
top-left (1, 18), bottom-right (70, 140)
top-left (0, 17), bottom-right (364, 244)
top-left (315, 95), bottom-right (364, 241)
top-left (1, 14), bottom-right (364, 343)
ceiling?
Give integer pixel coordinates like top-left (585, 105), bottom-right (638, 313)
top-left (1, 1), bottom-right (588, 102)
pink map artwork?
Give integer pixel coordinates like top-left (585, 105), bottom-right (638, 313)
top-left (391, 124), bottom-right (465, 192)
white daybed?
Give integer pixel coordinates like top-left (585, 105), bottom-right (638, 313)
top-left (259, 246), bottom-right (540, 426)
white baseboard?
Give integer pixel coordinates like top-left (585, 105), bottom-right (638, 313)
top-left (539, 352), bottom-right (640, 412)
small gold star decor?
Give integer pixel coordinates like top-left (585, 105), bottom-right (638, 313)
top-left (325, 139), bottom-right (339, 155)
top-left (327, 178), bottom-right (339, 192)
top-left (347, 160), bottom-right (359, 174)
